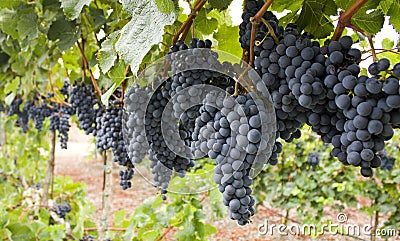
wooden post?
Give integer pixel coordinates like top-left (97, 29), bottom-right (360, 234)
top-left (42, 131), bottom-right (56, 206)
top-left (98, 150), bottom-right (112, 241)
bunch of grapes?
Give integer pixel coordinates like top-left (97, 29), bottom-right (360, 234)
top-left (53, 203), bottom-right (72, 219)
top-left (239, 0), bottom-right (400, 178)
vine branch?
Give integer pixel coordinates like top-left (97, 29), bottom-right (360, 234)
top-left (348, 24), bottom-right (378, 61)
top-left (172, 0), bottom-right (207, 45)
top-left (84, 227), bottom-right (126, 231)
top-left (41, 131), bottom-right (56, 206)
top-left (331, 0), bottom-right (369, 41)
top-left (120, 65), bottom-right (131, 103)
top-left (248, 0), bottom-right (274, 66)
top-left (76, 40), bottom-right (102, 98)
top-left (155, 226), bottom-right (174, 241)
top-left (253, 0), bottom-right (274, 21)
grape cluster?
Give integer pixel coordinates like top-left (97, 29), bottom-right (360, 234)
top-left (49, 81), bottom-right (74, 149)
top-left (144, 80), bottom-right (194, 196)
top-left (79, 235), bottom-right (95, 241)
top-left (94, 89), bottom-right (133, 189)
top-left (328, 55), bottom-right (399, 177)
top-left (209, 92), bottom-right (275, 225)
top-left (28, 96), bottom-right (53, 132)
top-left (70, 83), bottom-right (102, 135)
top-left (122, 37), bottom-right (275, 223)
top-left (239, 0), bottom-right (281, 50)
top-left (8, 97), bottom-right (30, 132)
top-left (307, 152), bottom-right (320, 171)
top-left (119, 168), bottom-right (134, 190)
top-left (378, 150), bottom-right (395, 171)
top-left (53, 203), bottom-right (72, 219)
top-left (79, 235), bottom-right (112, 241)
top-left (123, 85), bottom-right (151, 164)
top-left (240, 0), bottom-right (400, 177)
top-left (148, 149), bottom-right (172, 199)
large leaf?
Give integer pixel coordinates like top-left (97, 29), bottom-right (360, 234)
top-left (60, 0), bottom-right (92, 20)
top-left (387, 1), bottom-right (400, 32)
top-left (98, 31), bottom-right (119, 74)
top-left (379, 0), bottom-right (394, 13)
top-left (194, 8), bottom-right (218, 35)
top-left (271, 0), bottom-right (303, 13)
top-left (0, 0), bottom-right (24, 9)
top-left (352, 10), bottom-right (384, 35)
top-left (17, 8), bottom-right (38, 41)
top-left (0, 9), bottom-right (18, 39)
top-left (214, 24), bottom-right (242, 59)
top-left (101, 63), bottom-right (126, 106)
top-left (208, 0), bottom-right (233, 10)
top-left (47, 14), bottom-right (80, 51)
top-left (296, 0), bottom-right (336, 38)
top-left (155, 0), bottom-right (176, 14)
top-left (334, 0), bottom-right (384, 34)
top-left (7, 223), bottom-right (35, 241)
top-left (115, 0), bottom-right (176, 75)
top-left (335, 0), bottom-right (381, 10)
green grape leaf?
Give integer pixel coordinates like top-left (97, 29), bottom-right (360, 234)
top-left (60, 0), bottom-right (92, 20)
top-left (0, 9), bottom-right (18, 39)
top-left (271, 0), bottom-right (303, 12)
top-left (140, 230), bottom-right (159, 241)
top-left (335, 0), bottom-right (381, 10)
top-left (352, 10), bottom-right (384, 35)
top-left (4, 77), bottom-right (20, 94)
top-left (335, 0), bottom-right (384, 34)
top-left (296, 0), bottom-right (336, 38)
top-left (113, 210), bottom-right (127, 228)
top-left (208, 0), bottom-right (233, 10)
top-left (115, 0), bottom-right (176, 75)
top-left (387, 1), bottom-right (400, 32)
top-left (379, 0), bottom-right (394, 13)
top-left (47, 15), bottom-right (80, 51)
top-left (194, 8), bottom-right (218, 35)
top-left (382, 38), bottom-right (394, 49)
top-left (0, 0), bottom-right (24, 9)
top-left (203, 224), bottom-right (217, 236)
top-left (214, 24), bottom-right (242, 59)
top-left (17, 8), bottom-right (38, 41)
top-left (324, 0), bottom-right (338, 16)
top-left (101, 63), bottom-right (126, 106)
top-left (98, 31), bottom-right (119, 74)
top-left (7, 223), bottom-right (34, 241)
top-left (155, 0), bottom-right (176, 14)
top-left (100, 83), bottom-right (116, 107)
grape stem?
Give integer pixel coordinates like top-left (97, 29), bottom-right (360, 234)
top-left (76, 40), bottom-right (102, 98)
top-left (331, 0), bottom-right (369, 41)
top-left (361, 49), bottom-right (400, 61)
top-left (41, 131), bottom-right (56, 206)
top-left (84, 227), bottom-right (127, 231)
top-left (172, 0), bottom-right (207, 45)
top-left (348, 24), bottom-right (378, 62)
top-left (248, 0), bottom-right (274, 67)
top-left (155, 226), bottom-right (175, 241)
top-left (241, 0), bottom-right (250, 64)
top-left (234, 65), bottom-right (252, 96)
top-left (120, 65), bottom-right (131, 103)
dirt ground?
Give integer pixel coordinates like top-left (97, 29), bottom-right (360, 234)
top-left (54, 126), bottom-right (394, 241)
